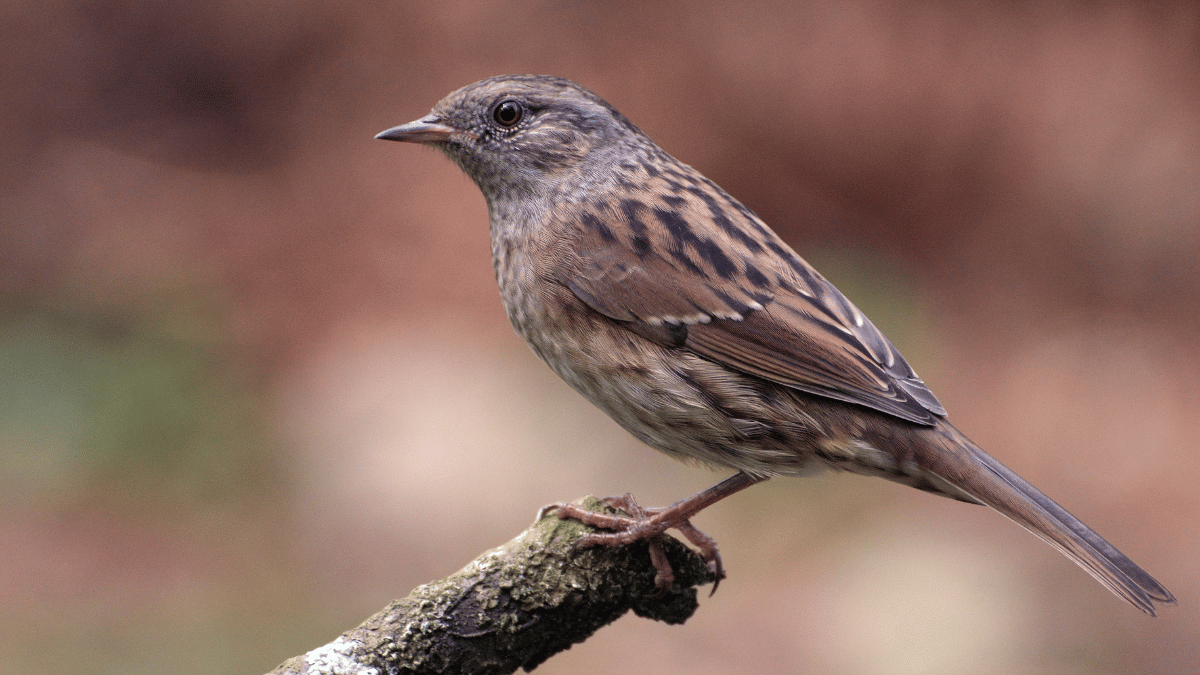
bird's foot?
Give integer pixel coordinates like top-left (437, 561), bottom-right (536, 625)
top-left (540, 492), bottom-right (726, 595)
top-left (539, 472), bottom-right (765, 596)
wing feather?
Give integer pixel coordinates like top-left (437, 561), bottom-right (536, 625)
top-left (559, 164), bottom-right (945, 425)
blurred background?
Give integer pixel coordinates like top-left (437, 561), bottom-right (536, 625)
top-left (2, 0), bottom-right (1198, 673)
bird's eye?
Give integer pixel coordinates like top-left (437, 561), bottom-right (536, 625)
top-left (493, 100), bottom-right (524, 127)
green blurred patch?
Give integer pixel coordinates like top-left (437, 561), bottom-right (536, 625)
top-left (0, 300), bottom-right (322, 675)
top-left (0, 305), bottom-right (277, 510)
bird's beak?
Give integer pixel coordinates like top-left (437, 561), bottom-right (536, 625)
top-left (375, 116), bottom-right (458, 143)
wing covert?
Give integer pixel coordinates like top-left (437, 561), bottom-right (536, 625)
top-left (559, 166), bottom-right (945, 425)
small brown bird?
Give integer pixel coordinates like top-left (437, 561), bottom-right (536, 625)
top-left (377, 75), bottom-right (1174, 615)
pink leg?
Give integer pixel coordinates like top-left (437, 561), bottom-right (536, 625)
top-left (541, 472), bottom-right (767, 593)
top-left (601, 493), bottom-right (675, 592)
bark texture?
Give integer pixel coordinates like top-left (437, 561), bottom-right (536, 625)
top-left (267, 497), bottom-right (717, 675)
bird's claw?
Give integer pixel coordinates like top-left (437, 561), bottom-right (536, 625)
top-left (539, 493), bottom-right (724, 595)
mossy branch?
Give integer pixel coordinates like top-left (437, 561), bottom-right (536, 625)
top-left (266, 497), bottom-right (717, 675)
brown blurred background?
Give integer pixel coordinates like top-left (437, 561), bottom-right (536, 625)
top-left (2, 1), bottom-right (1198, 673)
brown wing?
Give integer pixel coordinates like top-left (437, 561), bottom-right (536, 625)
top-left (559, 164), bottom-right (946, 426)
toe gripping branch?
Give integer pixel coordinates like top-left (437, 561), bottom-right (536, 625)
top-left (539, 471), bottom-right (767, 595)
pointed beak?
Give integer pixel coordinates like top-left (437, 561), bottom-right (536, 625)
top-left (375, 116), bottom-right (458, 143)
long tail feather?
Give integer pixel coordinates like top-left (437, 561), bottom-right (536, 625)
top-left (923, 424), bottom-right (1175, 615)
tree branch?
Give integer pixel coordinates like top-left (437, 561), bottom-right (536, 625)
top-left (267, 497), bottom-right (718, 675)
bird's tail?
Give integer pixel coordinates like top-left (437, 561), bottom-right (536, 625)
top-left (920, 423), bottom-right (1175, 616)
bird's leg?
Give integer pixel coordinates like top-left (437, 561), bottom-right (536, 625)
top-left (599, 493), bottom-right (674, 593)
top-left (671, 519), bottom-right (725, 594)
top-left (540, 471), bottom-right (767, 593)
top-left (598, 497), bottom-right (728, 593)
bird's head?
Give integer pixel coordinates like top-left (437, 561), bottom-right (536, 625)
top-left (377, 75), bottom-right (651, 201)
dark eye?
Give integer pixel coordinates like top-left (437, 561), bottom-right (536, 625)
top-left (493, 100), bottom-right (523, 127)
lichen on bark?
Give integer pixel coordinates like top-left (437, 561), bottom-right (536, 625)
top-left (268, 497), bottom-right (717, 675)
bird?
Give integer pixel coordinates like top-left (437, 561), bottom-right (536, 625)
top-left (376, 74), bottom-right (1175, 615)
